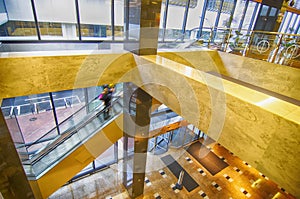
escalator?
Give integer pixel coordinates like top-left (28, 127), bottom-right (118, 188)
top-left (13, 92), bottom-right (183, 198)
top-left (20, 96), bottom-right (124, 198)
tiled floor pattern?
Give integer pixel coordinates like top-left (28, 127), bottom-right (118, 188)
top-left (49, 141), bottom-right (296, 199)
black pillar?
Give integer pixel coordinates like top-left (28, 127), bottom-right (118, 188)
top-left (122, 83), bottom-right (152, 198)
top-left (124, 0), bottom-right (162, 55)
top-left (0, 110), bottom-right (35, 198)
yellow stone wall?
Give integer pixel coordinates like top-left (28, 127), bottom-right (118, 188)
top-left (0, 51), bottom-right (299, 197)
top-left (0, 53), bottom-right (136, 98)
top-left (158, 50), bottom-right (300, 101)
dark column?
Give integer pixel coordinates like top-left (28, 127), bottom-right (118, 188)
top-left (0, 111), bottom-right (35, 198)
top-left (122, 83), bottom-right (152, 198)
top-left (124, 0), bottom-right (162, 55)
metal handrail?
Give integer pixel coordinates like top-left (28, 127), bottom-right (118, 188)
top-left (158, 27), bottom-right (300, 67)
top-left (24, 95), bottom-right (109, 150)
top-left (29, 96), bottom-right (123, 165)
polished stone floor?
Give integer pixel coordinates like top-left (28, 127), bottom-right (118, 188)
top-left (48, 138), bottom-right (296, 199)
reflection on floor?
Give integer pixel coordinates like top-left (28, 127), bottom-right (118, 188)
top-left (49, 138), bottom-right (296, 199)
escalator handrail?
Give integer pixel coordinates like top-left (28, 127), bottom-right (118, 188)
top-left (28, 100), bottom-right (172, 165)
top-left (25, 93), bottom-right (120, 150)
top-left (19, 105), bottom-right (173, 151)
top-left (29, 96), bottom-right (123, 165)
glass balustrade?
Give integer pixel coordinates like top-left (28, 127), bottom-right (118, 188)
top-left (23, 95), bottom-right (184, 179)
top-left (158, 27), bottom-right (300, 68)
top-left (25, 97), bottom-right (123, 178)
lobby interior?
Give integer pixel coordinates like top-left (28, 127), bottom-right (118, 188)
top-left (0, 0), bottom-right (300, 199)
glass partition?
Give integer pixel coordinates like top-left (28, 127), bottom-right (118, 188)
top-left (158, 27), bottom-right (300, 68)
top-left (247, 31), bottom-right (279, 60)
top-left (26, 96), bottom-right (123, 177)
top-left (3, 108), bottom-right (28, 161)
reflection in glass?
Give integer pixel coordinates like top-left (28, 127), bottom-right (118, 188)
top-left (94, 144), bottom-right (116, 168)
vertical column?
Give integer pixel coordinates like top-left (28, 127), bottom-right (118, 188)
top-left (122, 83), bottom-right (152, 198)
top-left (0, 111), bottom-right (35, 198)
top-left (124, 0), bottom-right (162, 55)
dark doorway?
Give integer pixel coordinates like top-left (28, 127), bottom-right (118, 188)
top-left (253, 4), bottom-right (280, 31)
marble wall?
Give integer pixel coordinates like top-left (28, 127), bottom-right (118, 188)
top-left (158, 50), bottom-right (300, 101)
top-left (136, 55), bottom-right (300, 198)
top-left (0, 50), bottom-right (299, 198)
top-left (0, 52), bottom-right (136, 99)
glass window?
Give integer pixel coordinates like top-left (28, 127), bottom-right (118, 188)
top-left (231, 0), bottom-right (247, 29)
top-left (186, 0), bottom-right (205, 32)
top-left (204, 11), bottom-right (217, 28)
top-left (158, 1), bottom-right (167, 41)
top-left (218, 12), bottom-right (231, 28)
top-left (34, 0), bottom-right (78, 40)
top-left (165, 3), bottom-right (187, 40)
top-left (2, 93), bottom-right (57, 145)
top-left (52, 88), bottom-right (86, 125)
top-left (260, 5), bottom-right (269, 17)
top-left (288, 13), bottom-right (297, 33)
top-left (0, 0), bottom-right (5, 13)
top-left (269, 7), bottom-right (277, 17)
top-left (114, 0), bottom-right (124, 40)
top-left (294, 16), bottom-right (300, 34)
top-left (243, 1), bottom-right (260, 31)
top-left (0, 0), bottom-right (38, 40)
top-left (282, 12), bottom-right (292, 33)
top-left (78, 0), bottom-right (113, 40)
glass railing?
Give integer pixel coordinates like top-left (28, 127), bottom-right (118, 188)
top-left (17, 90), bottom-right (122, 158)
top-left (23, 99), bottom-right (96, 157)
top-left (158, 27), bottom-right (300, 68)
top-left (23, 98), bottom-right (183, 179)
top-left (24, 96), bottom-right (123, 178)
